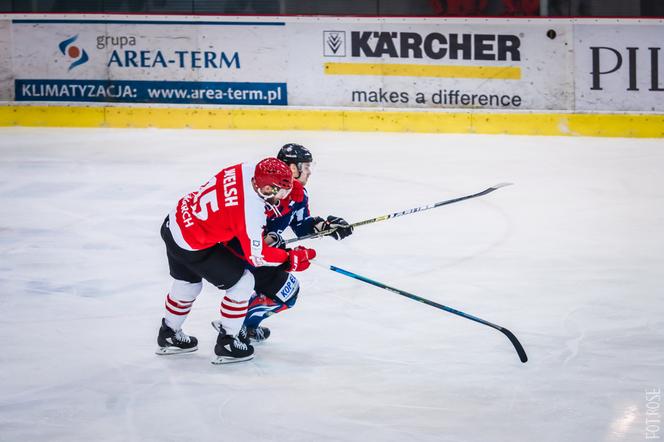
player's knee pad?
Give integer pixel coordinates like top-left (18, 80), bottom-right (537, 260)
top-left (170, 279), bottom-right (203, 302)
top-left (274, 273), bottom-right (299, 304)
top-left (225, 269), bottom-right (255, 303)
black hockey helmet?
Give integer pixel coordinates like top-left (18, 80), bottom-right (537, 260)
top-left (277, 143), bottom-right (313, 165)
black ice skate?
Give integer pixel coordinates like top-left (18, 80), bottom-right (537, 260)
top-left (212, 329), bottom-right (254, 365)
top-left (246, 326), bottom-right (270, 343)
top-left (155, 318), bottom-right (198, 355)
top-left (212, 320), bottom-right (270, 344)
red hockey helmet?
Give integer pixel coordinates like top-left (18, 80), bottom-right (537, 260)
top-left (254, 157), bottom-right (293, 192)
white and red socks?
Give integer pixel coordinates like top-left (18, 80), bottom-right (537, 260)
top-left (219, 296), bottom-right (249, 336)
top-left (163, 280), bottom-right (202, 331)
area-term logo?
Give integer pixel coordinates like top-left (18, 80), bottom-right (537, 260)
top-left (58, 35), bottom-right (89, 70)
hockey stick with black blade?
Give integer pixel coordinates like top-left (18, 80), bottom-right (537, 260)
top-left (319, 263), bottom-right (528, 363)
top-left (285, 182), bottom-right (513, 244)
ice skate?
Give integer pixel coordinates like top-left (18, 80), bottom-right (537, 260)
top-left (246, 326), bottom-right (270, 343)
top-left (156, 318), bottom-right (198, 355)
top-left (211, 327), bottom-right (254, 365)
top-left (212, 320), bottom-right (270, 344)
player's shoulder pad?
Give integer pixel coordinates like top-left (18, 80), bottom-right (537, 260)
top-left (290, 179), bottom-right (305, 203)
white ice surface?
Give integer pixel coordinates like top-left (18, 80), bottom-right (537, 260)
top-left (0, 127), bottom-right (663, 442)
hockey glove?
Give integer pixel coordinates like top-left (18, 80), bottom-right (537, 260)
top-left (287, 246), bottom-right (317, 272)
top-left (314, 215), bottom-right (354, 240)
top-left (265, 231), bottom-right (286, 249)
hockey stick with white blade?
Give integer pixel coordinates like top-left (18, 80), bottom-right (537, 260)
top-left (314, 261), bottom-right (528, 363)
top-left (285, 182), bottom-right (513, 244)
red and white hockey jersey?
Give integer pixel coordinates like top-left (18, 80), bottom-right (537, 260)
top-left (168, 163), bottom-right (288, 267)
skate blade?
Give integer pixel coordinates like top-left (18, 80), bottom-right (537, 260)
top-left (249, 338), bottom-right (268, 345)
top-left (210, 354), bottom-right (254, 365)
top-left (155, 346), bottom-right (198, 355)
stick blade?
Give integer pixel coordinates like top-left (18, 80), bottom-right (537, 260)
top-left (500, 327), bottom-right (528, 363)
top-left (491, 182), bottom-right (514, 190)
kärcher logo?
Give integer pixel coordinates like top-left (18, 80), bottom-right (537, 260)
top-left (350, 31), bottom-right (521, 61)
top-left (322, 30), bottom-right (522, 80)
top-left (324, 31), bottom-right (346, 57)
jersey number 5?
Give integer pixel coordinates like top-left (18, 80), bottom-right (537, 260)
top-left (192, 177), bottom-right (219, 221)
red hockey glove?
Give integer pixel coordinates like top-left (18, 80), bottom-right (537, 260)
top-left (287, 246), bottom-right (317, 272)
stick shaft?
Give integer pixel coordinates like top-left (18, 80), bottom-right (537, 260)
top-left (330, 265), bottom-right (497, 328)
top-left (285, 182), bottom-right (512, 244)
top-left (327, 264), bottom-right (528, 363)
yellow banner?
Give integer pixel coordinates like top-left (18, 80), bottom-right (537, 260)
top-left (324, 62), bottom-right (521, 80)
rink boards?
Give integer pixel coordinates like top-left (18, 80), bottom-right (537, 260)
top-left (0, 15), bottom-right (663, 136)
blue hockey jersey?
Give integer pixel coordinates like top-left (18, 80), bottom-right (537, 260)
top-left (265, 179), bottom-right (317, 237)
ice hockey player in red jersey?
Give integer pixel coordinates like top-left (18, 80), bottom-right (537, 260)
top-left (156, 157), bottom-right (316, 364)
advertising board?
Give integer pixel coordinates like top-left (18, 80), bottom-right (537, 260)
top-left (0, 20), bottom-right (11, 101)
top-left (288, 19), bottom-right (574, 110)
top-left (574, 22), bottom-right (664, 112)
top-left (10, 18), bottom-right (288, 105)
top-left (1, 16), bottom-right (662, 115)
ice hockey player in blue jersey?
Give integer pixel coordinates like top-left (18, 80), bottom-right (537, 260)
top-left (237, 143), bottom-right (354, 343)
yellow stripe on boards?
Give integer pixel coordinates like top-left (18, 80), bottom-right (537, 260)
top-left (1, 105), bottom-right (663, 138)
top-left (324, 62), bottom-right (521, 80)
top-left (0, 105), bottom-right (106, 127)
